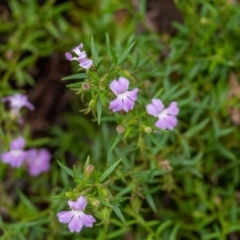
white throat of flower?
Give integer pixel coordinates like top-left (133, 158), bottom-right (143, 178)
top-left (72, 209), bottom-right (83, 216)
top-left (158, 109), bottom-right (168, 119)
top-left (118, 92), bottom-right (128, 99)
top-left (11, 149), bottom-right (22, 156)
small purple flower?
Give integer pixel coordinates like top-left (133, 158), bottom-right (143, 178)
top-left (109, 77), bottom-right (139, 112)
top-left (2, 93), bottom-right (34, 121)
top-left (2, 93), bottom-right (34, 111)
top-left (146, 99), bottom-right (179, 130)
top-left (26, 148), bottom-right (51, 176)
top-left (1, 137), bottom-right (27, 168)
top-left (57, 196), bottom-right (96, 233)
top-left (65, 43), bottom-right (93, 69)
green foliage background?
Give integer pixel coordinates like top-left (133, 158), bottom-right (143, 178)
top-left (1, 0), bottom-right (240, 239)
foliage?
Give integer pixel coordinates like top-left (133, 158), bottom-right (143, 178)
top-left (1, 0), bottom-right (240, 239)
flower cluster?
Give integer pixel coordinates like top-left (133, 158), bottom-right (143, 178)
top-left (1, 93), bottom-right (52, 175)
top-left (65, 43), bottom-right (93, 69)
top-left (66, 43), bottom-right (180, 130)
top-left (108, 78), bottom-right (179, 130)
top-left (1, 137), bottom-right (51, 176)
top-left (57, 196), bottom-right (96, 233)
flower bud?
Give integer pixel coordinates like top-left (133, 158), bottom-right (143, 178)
top-left (86, 164), bottom-right (94, 175)
top-left (159, 160), bottom-right (172, 171)
top-left (144, 126), bottom-right (152, 133)
top-left (116, 125), bottom-right (125, 133)
top-left (89, 199), bottom-right (100, 207)
top-left (82, 82), bottom-right (91, 90)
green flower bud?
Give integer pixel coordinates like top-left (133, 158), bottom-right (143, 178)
top-left (116, 125), bottom-right (125, 133)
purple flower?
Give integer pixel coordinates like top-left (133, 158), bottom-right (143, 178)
top-left (2, 93), bottom-right (34, 111)
top-left (57, 196), bottom-right (96, 233)
top-left (146, 99), bottom-right (179, 130)
top-left (65, 43), bottom-right (93, 69)
top-left (109, 77), bottom-right (139, 112)
top-left (1, 137), bottom-right (27, 168)
top-left (26, 148), bottom-right (51, 176)
top-left (2, 93), bottom-right (34, 121)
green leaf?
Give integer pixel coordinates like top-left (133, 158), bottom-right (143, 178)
top-left (169, 223), bottom-right (180, 240)
top-left (112, 202), bottom-right (126, 223)
top-left (99, 159), bottom-right (121, 182)
top-left (115, 183), bottom-right (134, 197)
top-left (58, 160), bottom-right (74, 177)
top-left (117, 42), bottom-right (135, 65)
top-left (97, 199), bottom-right (113, 208)
top-left (184, 119), bottom-right (210, 138)
top-left (97, 98), bottom-right (102, 125)
top-left (145, 193), bottom-right (157, 213)
top-left (110, 134), bottom-right (123, 151)
top-left (62, 73), bottom-right (87, 81)
top-left (110, 47), bottom-right (118, 65)
top-left (57, 161), bottom-right (83, 179)
top-left (157, 220), bottom-right (173, 234)
top-left (87, 71), bottom-right (99, 82)
top-left (17, 189), bottom-right (37, 212)
top-left (105, 32), bottom-right (111, 58)
top-left (91, 36), bottom-right (99, 66)
top-left (66, 82), bottom-right (82, 88)
top-left (84, 155), bottom-right (90, 168)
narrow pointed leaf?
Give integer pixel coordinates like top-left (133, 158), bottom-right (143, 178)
top-left (99, 159), bottom-right (121, 182)
top-left (117, 42), bottom-right (135, 65)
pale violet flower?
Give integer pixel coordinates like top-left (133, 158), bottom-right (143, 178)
top-left (57, 196), bottom-right (96, 233)
top-left (146, 99), bottom-right (179, 130)
top-left (65, 43), bottom-right (93, 69)
top-left (2, 93), bottom-right (34, 111)
top-left (26, 148), bottom-right (51, 176)
top-left (109, 77), bottom-right (139, 112)
top-left (2, 93), bottom-right (34, 121)
top-left (1, 137), bottom-right (27, 168)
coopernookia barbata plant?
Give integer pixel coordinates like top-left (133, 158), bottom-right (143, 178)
top-left (1, 1), bottom-right (240, 239)
top-left (56, 38), bottom-right (180, 233)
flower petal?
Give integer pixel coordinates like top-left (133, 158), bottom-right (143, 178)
top-left (75, 196), bottom-right (87, 211)
top-left (155, 118), bottom-right (168, 130)
top-left (165, 102), bottom-right (179, 116)
top-left (79, 58), bottom-right (93, 69)
top-left (165, 115), bottom-right (178, 130)
top-left (123, 98), bottom-right (134, 112)
top-left (68, 196), bottom-right (87, 210)
top-left (10, 137), bottom-right (25, 149)
top-left (24, 101), bottom-right (35, 110)
top-left (155, 115), bottom-right (178, 130)
top-left (68, 215), bottom-right (83, 233)
top-left (80, 212), bottom-right (96, 227)
top-left (109, 78), bottom-right (129, 95)
top-left (78, 51), bottom-right (87, 59)
top-left (65, 52), bottom-right (73, 61)
top-left (72, 44), bottom-right (83, 56)
top-left (146, 103), bottom-right (159, 117)
top-left (152, 99), bottom-right (164, 112)
top-left (118, 77), bottom-right (129, 93)
top-left (109, 80), bottom-right (120, 95)
top-left (109, 97), bottom-right (124, 112)
top-left (26, 148), bottom-right (51, 176)
top-left (126, 88), bottom-right (139, 101)
top-left (1, 150), bottom-right (27, 168)
top-left (57, 210), bottom-right (74, 223)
